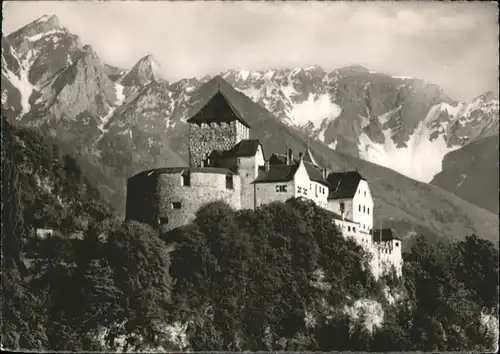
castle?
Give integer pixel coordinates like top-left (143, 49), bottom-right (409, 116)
top-left (125, 87), bottom-right (403, 278)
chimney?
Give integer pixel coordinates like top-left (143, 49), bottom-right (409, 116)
top-left (288, 148), bottom-right (293, 165)
top-left (265, 160), bottom-right (270, 172)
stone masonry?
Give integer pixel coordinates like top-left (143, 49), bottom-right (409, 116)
top-left (189, 121), bottom-right (239, 167)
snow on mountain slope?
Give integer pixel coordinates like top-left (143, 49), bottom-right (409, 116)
top-left (217, 66), bottom-right (498, 183)
top-left (1, 40), bottom-right (33, 115)
top-left (227, 68), bottom-right (342, 139)
top-left (285, 92), bottom-right (341, 129)
top-left (358, 94), bottom-right (499, 182)
top-left (359, 104), bottom-right (461, 182)
top-left (98, 83), bottom-right (125, 132)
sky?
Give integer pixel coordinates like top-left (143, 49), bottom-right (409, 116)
top-left (2, 1), bottom-right (499, 101)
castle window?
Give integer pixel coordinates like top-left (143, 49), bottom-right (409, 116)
top-left (226, 175), bottom-right (234, 189)
top-left (348, 226), bottom-right (351, 232)
top-left (340, 202), bottom-right (345, 213)
top-left (359, 205), bottom-right (361, 212)
top-left (159, 216), bottom-right (169, 225)
top-left (363, 206), bottom-right (366, 213)
top-left (395, 242), bottom-right (399, 247)
top-left (171, 202), bottom-right (182, 209)
top-left (353, 227), bottom-right (356, 232)
top-left (276, 184), bottom-right (288, 193)
top-left (364, 191), bottom-right (366, 196)
top-left (367, 208), bottom-right (370, 215)
top-left (181, 172), bottom-right (191, 186)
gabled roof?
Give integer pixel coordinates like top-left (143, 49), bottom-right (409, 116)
top-left (303, 161), bottom-right (329, 186)
top-left (253, 159), bottom-right (329, 186)
top-left (303, 147), bottom-right (320, 167)
top-left (253, 164), bottom-right (299, 184)
top-left (220, 139), bottom-right (262, 158)
top-left (327, 171), bottom-right (366, 199)
top-left (372, 228), bottom-right (402, 242)
top-left (186, 90), bottom-right (251, 128)
top-left (324, 209), bottom-right (357, 224)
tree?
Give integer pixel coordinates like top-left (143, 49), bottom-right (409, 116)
top-left (102, 220), bottom-right (172, 347)
top-left (453, 235), bottom-right (499, 310)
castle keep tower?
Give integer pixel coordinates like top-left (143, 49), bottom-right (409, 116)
top-left (187, 89), bottom-right (250, 167)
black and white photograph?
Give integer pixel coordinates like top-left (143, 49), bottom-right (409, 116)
top-left (1, 0), bottom-right (499, 352)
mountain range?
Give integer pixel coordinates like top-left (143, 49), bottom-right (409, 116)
top-left (2, 14), bottom-right (498, 247)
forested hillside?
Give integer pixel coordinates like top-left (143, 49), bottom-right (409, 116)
top-left (164, 199), bottom-right (499, 351)
top-left (1, 121), bottom-right (112, 233)
top-left (2, 192), bottom-right (498, 351)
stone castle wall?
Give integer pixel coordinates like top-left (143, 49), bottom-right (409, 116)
top-left (189, 121), bottom-right (247, 167)
top-left (156, 171), bottom-right (241, 231)
top-left (126, 170), bottom-right (241, 231)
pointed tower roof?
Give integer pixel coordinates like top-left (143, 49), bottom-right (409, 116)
top-left (187, 87), bottom-right (251, 128)
top-left (303, 144), bottom-right (320, 167)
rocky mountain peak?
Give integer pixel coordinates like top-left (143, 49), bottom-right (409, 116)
top-left (304, 65), bottom-right (326, 76)
top-left (80, 45), bottom-right (100, 61)
top-left (336, 65), bottom-right (370, 76)
top-left (119, 54), bottom-right (162, 86)
top-left (8, 14), bottom-right (62, 42)
top-left (472, 91), bottom-right (497, 103)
